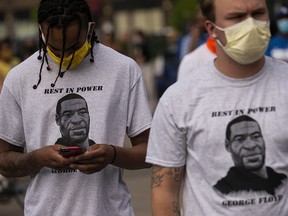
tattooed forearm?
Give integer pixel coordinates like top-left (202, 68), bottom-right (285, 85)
top-left (152, 166), bottom-right (164, 188)
top-left (0, 151), bottom-right (40, 178)
top-left (151, 166), bottom-right (184, 216)
top-left (172, 167), bottom-right (184, 183)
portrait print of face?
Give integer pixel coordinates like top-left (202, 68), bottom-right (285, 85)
top-left (225, 115), bottom-right (265, 171)
top-left (214, 115), bottom-right (287, 196)
top-left (55, 93), bottom-right (90, 147)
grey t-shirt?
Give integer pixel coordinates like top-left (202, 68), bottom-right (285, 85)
top-left (146, 57), bottom-right (288, 216)
top-left (0, 43), bottom-right (152, 216)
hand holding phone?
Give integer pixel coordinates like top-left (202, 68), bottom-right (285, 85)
top-left (59, 146), bottom-right (83, 158)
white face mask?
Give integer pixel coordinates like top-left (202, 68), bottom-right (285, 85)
top-left (213, 17), bottom-right (271, 65)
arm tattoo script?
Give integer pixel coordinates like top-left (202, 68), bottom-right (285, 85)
top-left (151, 166), bottom-right (184, 188)
top-left (152, 166), bottom-right (164, 188)
top-left (172, 167), bottom-right (183, 183)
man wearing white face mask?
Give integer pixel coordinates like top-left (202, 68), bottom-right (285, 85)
top-left (146, 0), bottom-right (288, 215)
top-left (266, 6), bottom-right (288, 62)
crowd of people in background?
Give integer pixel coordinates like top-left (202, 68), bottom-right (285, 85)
top-left (266, 5), bottom-right (288, 62)
top-left (1, 0), bottom-right (288, 215)
top-left (0, 3), bottom-right (287, 113)
top-left (0, 37), bottom-right (38, 91)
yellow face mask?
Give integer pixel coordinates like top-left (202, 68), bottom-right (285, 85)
top-left (213, 17), bottom-right (271, 65)
top-left (47, 40), bottom-right (91, 70)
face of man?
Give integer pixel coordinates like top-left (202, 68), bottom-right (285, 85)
top-left (57, 98), bottom-right (90, 145)
top-left (226, 121), bottom-right (265, 171)
top-left (212, 0), bottom-right (269, 45)
top-left (41, 21), bottom-right (88, 58)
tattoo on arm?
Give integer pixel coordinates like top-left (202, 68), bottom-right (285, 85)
top-left (172, 201), bottom-right (181, 216)
top-left (151, 166), bottom-right (184, 215)
top-left (152, 166), bottom-right (164, 188)
top-left (0, 146), bottom-right (39, 177)
top-left (152, 166), bottom-right (184, 187)
top-left (172, 167), bottom-right (183, 183)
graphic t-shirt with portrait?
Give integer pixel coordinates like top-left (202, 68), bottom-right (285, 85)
top-left (146, 57), bottom-right (288, 216)
top-left (0, 43), bottom-right (152, 216)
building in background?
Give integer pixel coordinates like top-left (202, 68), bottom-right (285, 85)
top-left (0, 0), bottom-right (39, 40)
top-left (0, 0), bottom-right (175, 41)
top-left (0, 0), bottom-right (284, 61)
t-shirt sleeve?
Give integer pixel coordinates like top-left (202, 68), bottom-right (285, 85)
top-left (0, 84), bottom-right (25, 147)
top-left (126, 63), bottom-right (152, 137)
top-left (146, 94), bottom-right (186, 167)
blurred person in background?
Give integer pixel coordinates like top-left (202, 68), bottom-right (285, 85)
top-left (178, 10), bottom-right (209, 61)
top-left (131, 30), bottom-right (158, 113)
top-left (177, 10), bottom-right (216, 81)
top-left (99, 21), bottom-right (125, 54)
top-left (178, 21), bottom-right (195, 61)
top-left (266, 6), bottom-right (288, 62)
top-left (177, 36), bottom-right (216, 80)
top-left (187, 10), bottom-right (209, 54)
top-left (20, 38), bottom-right (38, 61)
top-left (0, 38), bottom-right (20, 91)
top-left (155, 27), bottom-right (180, 99)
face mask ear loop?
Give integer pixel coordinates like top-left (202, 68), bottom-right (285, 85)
top-left (38, 25), bottom-right (45, 61)
top-left (87, 22), bottom-right (94, 44)
top-left (88, 22), bottom-right (95, 63)
top-left (211, 23), bottom-right (226, 48)
top-left (39, 25), bottom-right (51, 71)
top-left (38, 29), bottom-right (43, 61)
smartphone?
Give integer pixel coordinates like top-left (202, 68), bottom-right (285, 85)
top-left (59, 146), bottom-right (83, 158)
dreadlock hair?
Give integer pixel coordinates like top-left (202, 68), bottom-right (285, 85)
top-left (33, 0), bottom-right (99, 89)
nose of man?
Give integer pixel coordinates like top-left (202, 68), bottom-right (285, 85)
top-left (243, 137), bottom-right (258, 149)
top-left (70, 112), bottom-right (83, 123)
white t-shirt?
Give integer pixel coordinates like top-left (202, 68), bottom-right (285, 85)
top-left (0, 43), bottom-right (152, 216)
top-left (177, 43), bottom-right (216, 81)
top-left (146, 57), bottom-right (288, 216)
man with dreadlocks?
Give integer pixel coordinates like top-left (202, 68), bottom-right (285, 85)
top-left (0, 0), bottom-right (152, 215)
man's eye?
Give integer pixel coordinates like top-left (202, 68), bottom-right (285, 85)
top-left (63, 113), bottom-right (72, 118)
top-left (251, 134), bottom-right (261, 140)
top-left (253, 11), bottom-right (265, 17)
top-left (234, 137), bottom-right (245, 143)
top-left (228, 15), bottom-right (244, 20)
top-left (79, 110), bottom-right (88, 115)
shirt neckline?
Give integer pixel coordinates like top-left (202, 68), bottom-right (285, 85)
top-left (209, 57), bottom-right (270, 87)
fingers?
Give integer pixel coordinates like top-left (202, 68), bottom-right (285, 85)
top-left (67, 144), bottom-right (113, 174)
top-left (38, 145), bottom-right (74, 169)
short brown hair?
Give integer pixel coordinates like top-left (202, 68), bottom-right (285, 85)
top-left (199, 0), bottom-right (215, 22)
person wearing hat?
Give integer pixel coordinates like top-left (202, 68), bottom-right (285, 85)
top-left (266, 6), bottom-right (288, 62)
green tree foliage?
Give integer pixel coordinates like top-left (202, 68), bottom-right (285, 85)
top-left (169, 0), bottom-right (199, 33)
